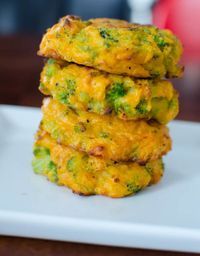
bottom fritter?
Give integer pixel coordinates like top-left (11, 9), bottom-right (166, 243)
top-left (32, 129), bottom-right (164, 198)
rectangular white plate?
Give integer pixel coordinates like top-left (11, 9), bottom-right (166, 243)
top-left (0, 105), bottom-right (200, 253)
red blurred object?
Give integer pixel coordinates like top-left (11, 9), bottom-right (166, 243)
top-left (153, 0), bottom-right (200, 62)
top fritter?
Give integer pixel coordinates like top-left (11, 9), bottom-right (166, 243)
top-left (38, 15), bottom-right (183, 78)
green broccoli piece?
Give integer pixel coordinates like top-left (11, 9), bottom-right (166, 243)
top-left (126, 183), bottom-right (141, 193)
top-left (154, 35), bottom-right (168, 50)
top-left (32, 146), bottom-right (58, 182)
top-left (45, 59), bottom-right (57, 78)
top-left (99, 28), bottom-right (118, 42)
top-left (99, 131), bottom-right (109, 138)
top-left (57, 79), bottom-right (76, 104)
top-left (99, 28), bottom-right (119, 47)
top-left (67, 157), bottom-right (77, 172)
top-left (135, 99), bottom-right (148, 115)
top-left (106, 82), bottom-right (126, 103)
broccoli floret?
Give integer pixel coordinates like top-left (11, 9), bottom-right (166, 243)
top-left (99, 131), bottom-right (109, 138)
top-left (99, 28), bottom-right (118, 41)
top-left (58, 92), bottom-right (69, 104)
top-left (32, 146), bottom-right (58, 182)
top-left (106, 82), bottom-right (126, 103)
top-left (33, 146), bottom-right (50, 157)
top-left (57, 79), bottom-right (76, 104)
top-left (135, 99), bottom-right (148, 115)
top-left (154, 35), bottom-right (168, 50)
top-left (67, 157), bottom-right (76, 172)
top-left (47, 59), bottom-right (55, 65)
top-left (114, 102), bottom-right (132, 117)
top-left (126, 183), bottom-right (141, 193)
top-left (99, 28), bottom-right (118, 47)
top-left (66, 79), bottom-right (76, 94)
top-left (45, 59), bottom-right (57, 78)
top-left (99, 29), bottom-right (109, 39)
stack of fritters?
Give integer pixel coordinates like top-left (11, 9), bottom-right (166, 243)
top-left (32, 15), bottom-right (183, 197)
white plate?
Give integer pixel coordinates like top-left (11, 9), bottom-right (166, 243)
top-left (0, 105), bottom-right (200, 253)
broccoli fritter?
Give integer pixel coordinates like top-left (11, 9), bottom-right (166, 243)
top-left (32, 128), bottom-right (164, 198)
top-left (41, 98), bottom-right (171, 163)
top-left (38, 15), bottom-right (183, 78)
top-left (40, 59), bottom-right (179, 124)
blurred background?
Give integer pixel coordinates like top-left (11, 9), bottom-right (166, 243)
top-left (0, 0), bottom-right (199, 121)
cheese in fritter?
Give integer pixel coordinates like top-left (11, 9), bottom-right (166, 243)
top-left (41, 98), bottom-right (171, 163)
top-left (40, 59), bottom-right (179, 124)
top-left (38, 15), bottom-right (183, 78)
top-left (32, 129), bottom-right (164, 198)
